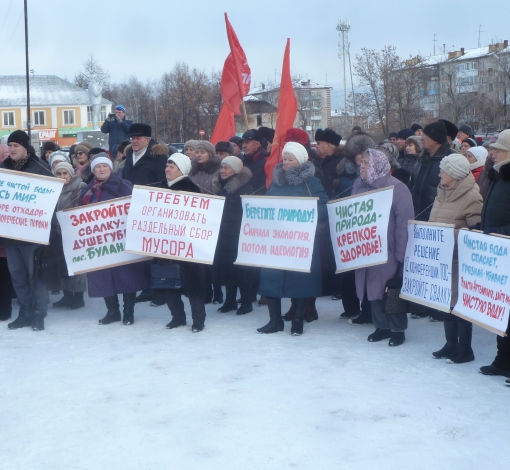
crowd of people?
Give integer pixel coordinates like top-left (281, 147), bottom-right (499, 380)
top-left (1, 106), bottom-right (510, 388)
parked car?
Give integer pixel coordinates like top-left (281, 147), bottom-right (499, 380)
top-left (169, 143), bottom-right (185, 153)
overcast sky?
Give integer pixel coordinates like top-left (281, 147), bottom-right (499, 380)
top-left (0, 0), bottom-right (508, 111)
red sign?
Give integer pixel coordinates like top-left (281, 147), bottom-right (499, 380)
top-left (199, 130), bottom-right (205, 136)
top-left (38, 129), bottom-right (58, 141)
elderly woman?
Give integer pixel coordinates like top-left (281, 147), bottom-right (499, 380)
top-left (156, 153), bottom-right (208, 332)
top-left (50, 162), bottom-right (88, 309)
top-left (48, 151), bottom-right (71, 171)
top-left (465, 146), bottom-right (487, 182)
top-left (78, 153), bottom-right (149, 325)
top-left (353, 148), bottom-right (414, 346)
top-left (257, 142), bottom-right (328, 336)
top-left (429, 154), bottom-right (483, 363)
top-left (211, 156), bottom-right (254, 315)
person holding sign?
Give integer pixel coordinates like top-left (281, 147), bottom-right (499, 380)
top-left (353, 149), bottom-right (414, 346)
top-left (1, 130), bottom-right (54, 331)
top-left (257, 142), bottom-right (328, 336)
top-left (429, 153), bottom-right (482, 363)
top-left (474, 130), bottom-right (510, 378)
top-left (156, 153), bottom-right (209, 332)
top-left (78, 153), bottom-right (149, 326)
top-left (211, 156), bottom-right (254, 315)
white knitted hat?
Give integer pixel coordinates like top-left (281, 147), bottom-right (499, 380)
top-left (221, 156), bottom-right (243, 174)
top-left (168, 152), bottom-right (191, 176)
top-left (439, 153), bottom-right (470, 180)
top-left (283, 142), bottom-right (308, 165)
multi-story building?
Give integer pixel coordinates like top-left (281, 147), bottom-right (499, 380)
top-left (239, 79), bottom-right (332, 139)
top-left (402, 41), bottom-right (509, 133)
top-left (0, 75), bottom-right (113, 145)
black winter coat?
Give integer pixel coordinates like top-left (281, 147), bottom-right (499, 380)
top-left (480, 161), bottom-right (510, 236)
top-left (319, 147), bottom-right (343, 199)
top-left (411, 142), bottom-right (455, 221)
top-left (331, 156), bottom-right (358, 200)
top-left (242, 147), bottom-right (268, 195)
top-left (123, 141), bottom-right (168, 186)
top-left (155, 177), bottom-right (209, 299)
top-left (397, 153), bottom-right (419, 187)
top-left (211, 167), bottom-right (253, 285)
top-left (100, 116), bottom-right (133, 152)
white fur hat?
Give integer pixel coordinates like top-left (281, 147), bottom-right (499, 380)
top-left (283, 142), bottom-right (308, 165)
top-left (168, 152), bottom-right (191, 176)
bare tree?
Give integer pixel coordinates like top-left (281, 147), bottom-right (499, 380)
top-left (74, 54), bottom-right (111, 95)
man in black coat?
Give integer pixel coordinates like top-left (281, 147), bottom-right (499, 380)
top-left (100, 104), bottom-right (133, 154)
top-left (240, 129), bottom-right (268, 195)
top-left (411, 121), bottom-right (455, 221)
top-left (0, 131), bottom-right (54, 331)
top-left (475, 130), bottom-right (510, 380)
top-left (314, 128), bottom-right (342, 199)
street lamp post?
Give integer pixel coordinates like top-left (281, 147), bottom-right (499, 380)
top-left (24, 0), bottom-right (31, 144)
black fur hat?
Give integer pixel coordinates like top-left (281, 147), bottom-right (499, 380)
top-left (423, 121), bottom-right (448, 144)
top-left (129, 122), bottom-right (152, 137)
top-left (344, 131), bottom-right (376, 161)
top-left (315, 128), bottom-right (341, 146)
top-left (438, 119), bottom-right (458, 141)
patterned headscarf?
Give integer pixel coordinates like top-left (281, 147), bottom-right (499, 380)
top-left (362, 148), bottom-right (391, 184)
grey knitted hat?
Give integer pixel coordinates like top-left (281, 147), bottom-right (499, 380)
top-left (195, 141), bottom-right (216, 160)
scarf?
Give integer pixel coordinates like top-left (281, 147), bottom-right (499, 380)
top-left (81, 179), bottom-right (103, 205)
top-left (12, 157), bottom-right (29, 171)
top-left (362, 149), bottom-right (390, 184)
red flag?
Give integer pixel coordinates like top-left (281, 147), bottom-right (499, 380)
top-left (265, 39), bottom-right (298, 188)
top-left (210, 103), bottom-right (235, 145)
top-left (221, 13), bottom-right (251, 115)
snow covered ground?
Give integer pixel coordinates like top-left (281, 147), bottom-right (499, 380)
top-left (1, 293), bottom-right (509, 470)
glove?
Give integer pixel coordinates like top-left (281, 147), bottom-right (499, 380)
top-left (483, 227), bottom-right (498, 235)
top-left (467, 223), bottom-right (480, 231)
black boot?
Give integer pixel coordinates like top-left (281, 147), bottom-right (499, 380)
top-left (166, 316), bottom-right (187, 329)
top-left (218, 285), bottom-right (237, 313)
top-left (257, 297), bottom-right (284, 333)
top-left (448, 320), bottom-right (474, 363)
top-left (367, 328), bottom-right (392, 342)
top-left (123, 293), bottom-right (136, 325)
top-left (31, 309), bottom-right (47, 331)
top-left (236, 279), bottom-right (253, 315)
top-left (53, 290), bottom-right (73, 308)
top-left (8, 308), bottom-right (32, 330)
top-left (291, 298), bottom-right (307, 336)
top-left (135, 290), bottom-right (152, 303)
top-left (212, 284), bottom-right (223, 305)
top-left (432, 319), bottom-right (458, 359)
top-left (68, 292), bottom-right (85, 310)
top-left (282, 299), bottom-right (295, 321)
top-left (99, 296), bottom-right (121, 325)
top-left (389, 331), bottom-right (405, 346)
top-left (303, 297), bottom-right (318, 323)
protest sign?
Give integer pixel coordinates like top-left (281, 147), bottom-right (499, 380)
top-left (56, 196), bottom-right (150, 275)
top-left (125, 185), bottom-right (225, 264)
top-left (0, 168), bottom-right (63, 244)
top-left (400, 221), bottom-right (455, 312)
top-left (235, 195), bottom-right (318, 272)
top-left (453, 229), bottom-right (510, 337)
top-left (327, 187), bottom-right (393, 273)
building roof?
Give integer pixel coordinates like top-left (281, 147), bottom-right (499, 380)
top-left (0, 75), bottom-right (112, 107)
top-left (249, 79), bottom-right (331, 95)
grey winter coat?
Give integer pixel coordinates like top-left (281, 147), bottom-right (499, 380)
top-left (353, 174), bottom-right (415, 301)
top-left (189, 155), bottom-right (221, 194)
top-left (259, 161), bottom-right (328, 299)
top-left (56, 175), bottom-right (87, 211)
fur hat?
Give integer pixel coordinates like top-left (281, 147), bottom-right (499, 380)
top-left (375, 143), bottom-right (400, 171)
top-left (283, 142), bottom-right (308, 165)
top-left (90, 153), bottom-right (113, 172)
top-left (41, 141), bottom-right (59, 155)
top-left (286, 128), bottom-right (309, 146)
top-left (467, 146), bottom-right (488, 163)
top-left (74, 144), bottom-right (89, 156)
top-left (215, 141), bottom-right (234, 155)
top-left (490, 129), bottom-right (510, 152)
top-left (315, 128), bottom-right (341, 146)
top-left (438, 119), bottom-right (458, 141)
top-left (396, 128), bottom-right (414, 140)
top-left (195, 141), bottom-right (216, 160)
top-left (439, 153), bottom-right (470, 180)
top-left (78, 141), bottom-right (94, 151)
top-left (168, 153), bottom-right (191, 176)
top-left (184, 140), bottom-right (199, 150)
top-left (458, 123), bottom-right (473, 135)
top-left (221, 156), bottom-right (244, 174)
top-left (423, 121), bottom-right (448, 144)
top-left (410, 123), bottom-right (423, 132)
top-left (258, 126), bottom-right (275, 144)
top-left (405, 135), bottom-right (423, 152)
top-left (49, 151), bottom-right (70, 167)
top-left (7, 130), bottom-right (29, 150)
top-left (53, 161), bottom-right (75, 178)
top-left (344, 131), bottom-right (376, 161)
top-left (129, 122), bottom-right (151, 137)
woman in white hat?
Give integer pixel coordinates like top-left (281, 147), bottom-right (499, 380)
top-left (465, 146), bottom-right (488, 182)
